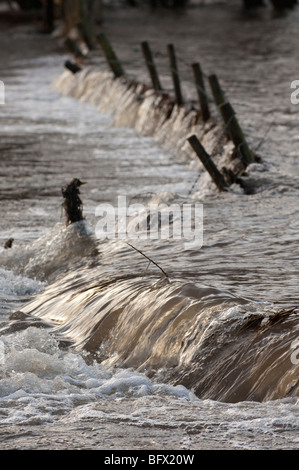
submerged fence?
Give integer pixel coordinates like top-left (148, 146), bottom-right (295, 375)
top-left (63, 32), bottom-right (262, 194)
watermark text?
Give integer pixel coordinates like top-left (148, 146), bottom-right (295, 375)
top-left (95, 196), bottom-right (203, 250)
top-left (290, 339), bottom-right (299, 365)
top-left (291, 80), bottom-right (299, 105)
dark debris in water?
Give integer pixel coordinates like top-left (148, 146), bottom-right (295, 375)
top-left (0, 310), bottom-right (73, 350)
top-left (0, 310), bottom-right (52, 335)
top-left (3, 238), bottom-right (14, 249)
top-left (262, 307), bottom-right (298, 328)
top-left (240, 307), bottom-right (298, 332)
top-left (239, 313), bottom-right (264, 331)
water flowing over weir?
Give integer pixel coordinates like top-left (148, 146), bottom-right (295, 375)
top-left (2, 177), bottom-right (298, 409)
top-left (53, 67), bottom-right (236, 176)
top-left (11, 259), bottom-right (299, 403)
top-left (20, 47), bottom-right (297, 404)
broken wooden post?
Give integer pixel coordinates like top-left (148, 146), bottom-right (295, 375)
top-left (76, 0), bottom-right (99, 50)
top-left (192, 62), bottom-right (210, 122)
top-left (141, 41), bottom-right (162, 92)
top-left (167, 44), bottom-right (183, 106)
top-left (97, 33), bottom-right (125, 78)
top-left (188, 135), bottom-right (229, 191)
top-left (64, 60), bottom-right (82, 74)
top-left (220, 102), bottom-right (255, 166)
top-left (208, 73), bottom-right (230, 140)
top-left (62, 178), bottom-right (86, 226)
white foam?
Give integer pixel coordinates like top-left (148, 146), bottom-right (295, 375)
top-left (0, 268), bottom-right (45, 298)
top-left (0, 221), bottom-right (97, 281)
top-left (0, 327), bottom-right (198, 424)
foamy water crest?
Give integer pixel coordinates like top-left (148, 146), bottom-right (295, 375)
top-left (0, 268), bottom-right (45, 298)
top-left (0, 327), bottom-right (197, 425)
top-left (0, 221), bottom-right (97, 282)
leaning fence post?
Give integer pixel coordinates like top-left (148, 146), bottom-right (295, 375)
top-left (97, 33), bottom-right (125, 78)
top-left (208, 74), bottom-right (254, 167)
top-left (77, 21), bottom-right (95, 51)
top-left (208, 73), bottom-right (229, 137)
top-left (220, 102), bottom-right (254, 166)
top-left (167, 44), bottom-right (183, 106)
top-left (192, 63), bottom-right (210, 122)
top-left (141, 41), bottom-right (162, 92)
top-left (208, 73), bottom-right (226, 107)
top-left (188, 135), bottom-right (229, 191)
top-left (77, 0), bottom-right (97, 50)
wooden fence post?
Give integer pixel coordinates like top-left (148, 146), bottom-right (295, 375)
top-left (167, 44), bottom-right (183, 106)
top-left (141, 41), bottom-right (162, 92)
top-left (77, 0), bottom-right (100, 50)
top-left (220, 102), bottom-right (254, 166)
top-left (64, 37), bottom-right (85, 61)
top-left (208, 74), bottom-right (254, 167)
top-left (188, 135), bottom-right (229, 191)
top-left (97, 33), bottom-right (125, 78)
top-left (208, 73), bottom-right (226, 107)
top-left (192, 63), bottom-right (210, 122)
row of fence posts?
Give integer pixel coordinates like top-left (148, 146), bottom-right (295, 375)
top-left (65, 33), bottom-right (256, 193)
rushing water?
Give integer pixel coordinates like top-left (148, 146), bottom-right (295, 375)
top-left (1, 1), bottom-right (299, 450)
